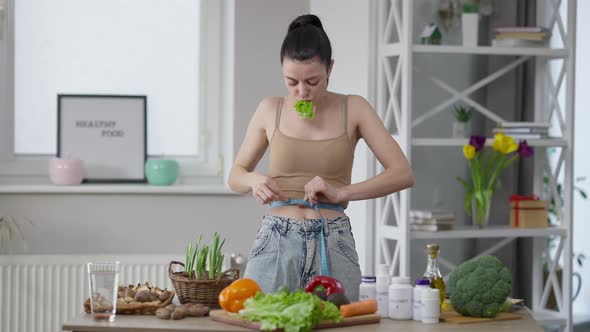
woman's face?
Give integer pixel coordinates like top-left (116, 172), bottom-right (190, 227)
top-left (282, 56), bottom-right (333, 104)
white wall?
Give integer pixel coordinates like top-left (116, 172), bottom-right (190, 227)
top-left (233, 1), bottom-right (308, 157)
top-left (573, 0), bottom-right (590, 316)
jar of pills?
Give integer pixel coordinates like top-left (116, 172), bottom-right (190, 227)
top-left (359, 275), bottom-right (377, 301)
top-left (376, 264), bottom-right (390, 316)
top-left (413, 278), bottom-right (431, 321)
top-left (421, 288), bottom-right (440, 324)
top-left (388, 276), bottom-right (413, 320)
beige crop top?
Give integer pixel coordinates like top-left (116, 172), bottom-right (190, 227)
top-left (269, 96), bottom-right (354, 208)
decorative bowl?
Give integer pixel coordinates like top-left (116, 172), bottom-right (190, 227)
top-left (48, 158), bottom-right (84, 185)
top-left (145, 159), bottom-right (179, 186)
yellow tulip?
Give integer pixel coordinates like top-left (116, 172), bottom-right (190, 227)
top-left (463, 144), bottom-right (476, 160)
top-left (504, 138), bottom-right (518, 154)
top-left (492, 132), bottom-right (518, 154)
top-left (492, 133), bottom-right (505, 152)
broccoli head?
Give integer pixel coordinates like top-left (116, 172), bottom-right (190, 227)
top-left (446, 255), bottom-right (512, 318)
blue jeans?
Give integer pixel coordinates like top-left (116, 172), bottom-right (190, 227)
top-left (243, 215), bottom-right (362, 301)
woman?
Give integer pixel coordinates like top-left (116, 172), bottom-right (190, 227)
top-left (228, 14), bottom-right (414, 301)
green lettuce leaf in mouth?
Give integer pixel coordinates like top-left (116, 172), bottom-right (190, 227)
top-left (294, 100), bottom-right (315, 119)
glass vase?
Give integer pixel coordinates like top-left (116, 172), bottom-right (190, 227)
top-left (471, 191), bottom-right (492, 228)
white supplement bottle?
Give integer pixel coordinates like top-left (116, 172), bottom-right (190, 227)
top-left (413, 278), bottom-right (431, 321)
top-left (376, 264), bottom-right (390, 316)
top-left (359, 276), bottom-right (377, 301)
top-left (421, 288), bottom-right (441, 324)
top-left (388, 276), bottom-right (413, 320)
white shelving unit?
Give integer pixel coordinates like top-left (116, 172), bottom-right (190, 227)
top-left (372, 0), bottom-right (576, 331)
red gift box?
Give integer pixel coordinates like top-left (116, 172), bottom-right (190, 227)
top-left (509, 195), bottom-right (548, 228)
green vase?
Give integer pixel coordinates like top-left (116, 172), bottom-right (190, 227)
top-left (145, 159), bottom-right (179, 186)
top-left (471, 190), bottom-right (492, 227)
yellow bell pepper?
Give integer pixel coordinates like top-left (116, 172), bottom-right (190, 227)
top-left (218, 278), bottom-right (261, 313)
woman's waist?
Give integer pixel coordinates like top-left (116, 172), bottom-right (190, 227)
top-left (268, 204), bottom-right (346, 220)
top-left (272, 176), bottom-right (349, 192)
top-left (274, 189), bottom-right (349, 209)
top-left (260, 214), bottom-right (351, 233)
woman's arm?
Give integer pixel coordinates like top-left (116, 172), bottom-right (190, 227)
top-left (340, 95), bottom-right (414, 201)
top-left (228, 98), bottom-right (288, 203)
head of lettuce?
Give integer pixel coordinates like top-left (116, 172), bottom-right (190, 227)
top-left (238, 288), bottom-right (341, 332)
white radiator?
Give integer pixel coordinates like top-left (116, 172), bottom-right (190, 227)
top-left (0, 254), bottom-right (178, 332)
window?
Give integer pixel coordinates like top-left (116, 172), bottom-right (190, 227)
top-left (0, 0), bottom-right (233, 185)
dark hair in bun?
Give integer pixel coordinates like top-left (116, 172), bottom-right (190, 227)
top-left (280, 14), bottom-right (332, 68)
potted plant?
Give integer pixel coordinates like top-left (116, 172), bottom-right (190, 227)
top-left (452, 105), bottom-right (473, 138)
top-left (461, 2), bottom-right (480, 46)
top-left (437, 0), bottom-right (462, 31)
top-left (0, 215), bottom-right (30, 253)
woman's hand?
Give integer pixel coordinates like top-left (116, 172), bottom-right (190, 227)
top-left (251, 174), bottom-right (289, 205)
top-left (304, 176), bottom-right (347, 205)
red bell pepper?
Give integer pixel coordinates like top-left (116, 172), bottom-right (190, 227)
top-left (304, 276), bottom-right (345, 296)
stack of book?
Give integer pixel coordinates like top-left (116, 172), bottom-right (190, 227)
top-left (493, 122), bottom-right (550, 139)
top-left (410, 210), bottom-right (455, 232)
top-left (492, 26), bottom-right (549, 47)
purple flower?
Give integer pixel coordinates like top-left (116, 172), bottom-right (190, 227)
top-left (517, 140), bottom-right (534, 158)
top-left (469, 135), bottom-right (486, 152)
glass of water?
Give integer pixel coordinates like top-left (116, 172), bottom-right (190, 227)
top-left (87, 262), bottom-right (120, 322)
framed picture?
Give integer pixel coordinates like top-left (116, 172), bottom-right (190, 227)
top-left (57, 94), bottom-right (147, 183)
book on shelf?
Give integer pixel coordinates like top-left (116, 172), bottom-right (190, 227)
top-left (494, 122), bottom-right (550, 139)
top-left (411, 223), bottom-right (454, 232)
top-left (497, 121), bottom-right (550, 129)
top-left (495, 31), bottom-right (549, 41)
top-left (493, 130), bottom-right (548, 139)
top-left (492, 127), bottom-right (549, 134)
top-left (411, 217), bottom-right (455, 226)
top-left (491, 38), bottom-right (548, 48)
top-left (493, 132), bottom-right (547, 139)
top-left (495, 26), bottom-right (547, 33)
top-left (409, 210), bottom-right (455, 220)
top-left (502, 133), bottom-right (545, 139)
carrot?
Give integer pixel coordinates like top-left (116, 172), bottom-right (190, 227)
top-left (339, 299), bottom-right (378, 317)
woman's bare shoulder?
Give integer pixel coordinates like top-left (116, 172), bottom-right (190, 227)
top-left (257, 96), bottom-right (283, 115)
top-left (345, 94), bottom-right (375, 121)
top-left (344, 95), bottom-right (381, 138)
top-left (251, 96), bottom-right (282, 125)
top-left (346, 94), bottom-right (372, 110)
top-left (257, 96), bottom-right (282, 112)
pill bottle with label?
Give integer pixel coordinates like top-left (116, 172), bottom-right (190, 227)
top-left (388, 276), bottom-right (413, 320)
top-left (413, 278), bottom-right (431, 321)
top-left (376, 264), bottom-right (390, 316)
top-left (421, 288), bottom-right (441, 324)
top-left (359, 275), bottom-right (377, 301)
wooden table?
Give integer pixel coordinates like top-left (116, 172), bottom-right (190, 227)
top-left (63, 310), bottom-right (544, 332)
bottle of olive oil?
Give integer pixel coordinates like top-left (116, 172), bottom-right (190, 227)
top-left (422, 243), bottom-right (446, 307)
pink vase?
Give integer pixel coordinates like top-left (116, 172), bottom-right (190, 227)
top-left (48, 158), bottom-right (85, 185)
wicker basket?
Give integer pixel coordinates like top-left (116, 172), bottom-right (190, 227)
top-left (168, 261), bottom-right (239, 308)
